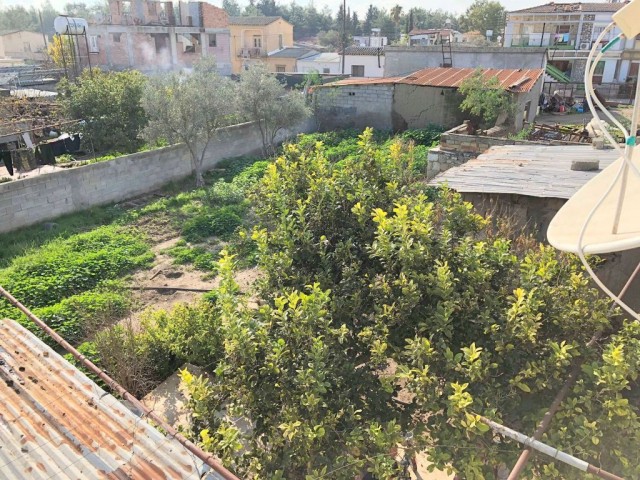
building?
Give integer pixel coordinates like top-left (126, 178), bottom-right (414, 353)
top-left (266, 47), bottom-right (317, 73)
top-left (427, 143), bottom-right (640, 310)
top-left (342, 46), bottom-right (385, 78)
top-left (0, 31), bottom-right (48, 61)
top-left (504, 2), bottom-right (637, 83)
top-left (297, 52), bottom-right (341, 74)
top-left (229, 16), bottom-right (293, 74)
top-left (314, 66), bottom-right (544, 131)
top-left (384, 45), bottom-right (548, 77)
top-left (87, 0), bottom-right (231, 74)
top-left (0, 318), bottom-right (228, 479)
top-left (353, 28), bottom-right (388, 48)
top-left (408, 28), bottom-right (463, 46)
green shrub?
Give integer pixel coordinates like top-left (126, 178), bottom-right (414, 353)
top-left (182, 205), bottom-right (244, 242)
top-left (400, 125), bottom-right (445, 146)
top-left (166, 242), bottom-right (218, 272)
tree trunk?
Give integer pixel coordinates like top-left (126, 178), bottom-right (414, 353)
top-left (195, 169), bottom-right (205, 187)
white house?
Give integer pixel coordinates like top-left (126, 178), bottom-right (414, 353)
top-left (408, 28), bottom-right (463, 46)
top-left (296, 52), bottom-right (341, 74)
top-left (505, 2), bottom-right (638, 83)
top-left (353, 28), bottom-right (388, 48)
top-left (341, 46), bottom-right (385, 78)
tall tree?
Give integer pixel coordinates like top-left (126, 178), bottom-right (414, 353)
top-left (459, 0), bottom-right (506, 39)
top-left (363, 4), bottom-right (376, 36)
top-left (222, 0), bottom-right (241, 16)
top-left (142, 59), bottom-right (236, 186)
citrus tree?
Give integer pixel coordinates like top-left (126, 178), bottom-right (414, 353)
top-left (153, 130), bottom-right (639, 479)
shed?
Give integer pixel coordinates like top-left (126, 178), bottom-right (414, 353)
top-left (314, 66), bottom-right (545, 131)
top-left (0, 318), bottom-right (225, 479)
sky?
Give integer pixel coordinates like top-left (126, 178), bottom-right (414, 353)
top-left (0, 0), bottom-right (545, 16)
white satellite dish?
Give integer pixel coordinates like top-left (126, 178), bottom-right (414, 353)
top-left (547, 0), bottom-right (640, 319)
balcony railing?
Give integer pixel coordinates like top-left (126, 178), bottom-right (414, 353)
top-left (509, 34), bottom-right (578, 49)
top-left (238, 47), bottom-right (264, 58)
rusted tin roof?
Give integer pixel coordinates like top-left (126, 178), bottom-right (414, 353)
top-left (0, 318), bottom-right (220, 479)
top-left (325, 67), bottom-right (544, 93)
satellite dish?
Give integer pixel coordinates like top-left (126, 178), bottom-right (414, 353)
top-left (547, 0), bottom-right (640, 319)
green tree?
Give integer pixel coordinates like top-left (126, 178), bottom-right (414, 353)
top-left (235, 64), bottom-right (310, 156)
top-left (459, 0), bottom-right (506, 40)
top-left (458, 68), bottom-right (515, 125)
top-left (60, 68), bottom-right (147, 153)
top-left (317, 29), bottom-right (342, 50)
top-left (142, 58), bottom-right (236, 187)
top-left (222, 0), bottom-right (241, 16)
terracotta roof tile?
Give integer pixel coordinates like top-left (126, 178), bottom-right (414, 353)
top-left (509, 2), bottom-right (626, 14)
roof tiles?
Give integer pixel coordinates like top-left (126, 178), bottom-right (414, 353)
top-left (509, 2), bottom-right (626, 14)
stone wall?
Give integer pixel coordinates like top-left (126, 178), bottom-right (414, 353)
top-left (314, 84), bottom-right (394, 131)
top-left (0, 120), bottom-right (314, 234)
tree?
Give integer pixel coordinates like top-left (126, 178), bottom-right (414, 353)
top-left (235, 64), bottom-right (310, 156)
top-left (142, 59), bottom-right (236, 187)
top-left (151, 129), bottom-right (640, 479)
top-left (458, 68), bottom-right (516, 125)
top-left (363, 4), bottom-right (376, 35)
top-left (222, 0), bottom-right (241, 16)
top-left (459, 0), bottom-right (506, 40)
top-left (60, 68), bottom-right (147, 153)
top-left (47, 35), bottom-right (75, 69)
top-left (317, 30), bottom-right (342, 50)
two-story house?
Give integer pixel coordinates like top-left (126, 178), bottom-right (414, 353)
top-left (229, 16), bottom-right (293, 74)
top-left (86, 0), bottom-right (232, 74)
top-left (504, 2), bottom-right (637, 84)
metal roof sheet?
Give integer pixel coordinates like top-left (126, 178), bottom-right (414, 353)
top-left (0, 318), bottom-right (221, 480)
top-left (343, 46), bottom-right (385, 56)
top-left (326, 67), bottom-right (545, 93)
top-left (228, 15), bottom-right (283, 25)
top-left (408, 28), bottom-right (461, 36)
top-left (509, 2), bottom-right (625, 14)
top-left (298, 52), bottom-right (341, 63)
top-left (428, 145), bottom-right (620, 199)
top-left (268, 47), bottom-right (317, 58)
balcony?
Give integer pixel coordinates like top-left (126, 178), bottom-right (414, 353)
top-left (509, 34), bottom-right (578, 49)
top-left (238, 47), bottom-right (264, 58)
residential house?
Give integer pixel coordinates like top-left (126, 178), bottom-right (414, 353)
top-left (384, 45), bottom-right (548, 76)
top-left (297, 52), bottom-right (341, 74)
top-left (0, 318), bottom-right (228, 479)
top-left (342, 46), bottom-right (385, 78)
top-left (504, 2), bottom-right (637, 83)
top-left (353, 28), bottom-right (388, 48)
top-left (266, 47), bottom-right (316, 73)
top-left (0, 31), bottom-right (48, 61)
top-left (314, 66), bottom-right (544, 131)
top-left (86, 0), bottom-right (231, 74)
top-left (229, 16), bottom-right (293, 74)
top-left (408, 28), bottom-right (463, 46)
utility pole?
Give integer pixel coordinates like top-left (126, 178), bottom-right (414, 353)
top-left (38, 10), bottom-right (48, 53)
top-left (340, 0), bottom-right (346, 75)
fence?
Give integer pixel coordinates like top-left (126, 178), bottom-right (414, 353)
top-left (543, 81), bottom-right (637, 105)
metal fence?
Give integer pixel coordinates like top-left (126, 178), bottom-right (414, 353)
top-left (543, 81), bottom-right (637, 105)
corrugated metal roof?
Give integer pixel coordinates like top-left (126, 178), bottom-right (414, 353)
top-left (343, 46), bottom-right (385, 56)
top-left (509, 2), bottom-right (625, 14)
top-left (228, 15), bottom-right (283, 25)
top-left (298, 52), bottom-right (341, 63)
top-left (0, 318), bottom-right (220, 480)
top-left (408, 28), bottom-right (460, 36)
top-left (268, 47), bottom-right (317, 58)
top-left (322, 76), bottom-right (402, 86)
top-left (325, 67), bottom-right (545, 93)
top-left (428, 145), bottom-right (620, 199)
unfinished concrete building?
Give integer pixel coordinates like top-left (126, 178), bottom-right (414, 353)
top-left (87, 0), bottom-right (231, 74)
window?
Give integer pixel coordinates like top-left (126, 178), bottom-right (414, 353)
top-left (121, 0), bottom-right (131, 14)
top-left (279, 34), bottom-right (283, 49)
top-left (323, 68), bottom-right (330, 74)
top-left (209, 34), bottom-right (217, 47)
top-left (253, 36), bottom-right (262, 48)
top-left (112, 33), bottom-right (121, 42)
top-left (276, 64), bottom-right (286, 73)
top-left (88, 35), bottom-right (99, 53)
top-left (351, 65), bottom-right (365, 77)
top-left (594, 61), bottom-right (605, 75)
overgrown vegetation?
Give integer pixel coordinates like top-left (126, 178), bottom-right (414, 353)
top-left (459, 68), bottom-right (516, 126)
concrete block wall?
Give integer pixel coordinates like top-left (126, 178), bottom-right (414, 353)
top-left (314, 84), bottom-right (394, 131)
top-left (0, 120), bottom-right (314, 234)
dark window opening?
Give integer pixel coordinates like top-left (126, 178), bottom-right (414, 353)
top-left (209, 34), bottom-right (217, 47)
top-left (112, 33), bottom-right (121, 42)
top-left (351, 65), bottom-right (365, 77)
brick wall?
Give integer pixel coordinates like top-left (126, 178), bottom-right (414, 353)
top-left (201, 3), bottom-right (228, 28)
top-left (0, 120), bottom-right (314, 234)
top-left (314, 84), bottom-right (394, 131)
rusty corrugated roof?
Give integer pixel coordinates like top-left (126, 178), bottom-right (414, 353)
top-left (324, 67), bottom-right (545, 93)
top-left (0, 318), bottom-right (220, 480)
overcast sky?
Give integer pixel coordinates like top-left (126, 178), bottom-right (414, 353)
top-left (0, 0), bottom-right (543, 16)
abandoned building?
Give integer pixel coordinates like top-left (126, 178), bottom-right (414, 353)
top-left (86, 0), bottom-right (232, 74)
top-left (313, 67), bottom-right (545, 131)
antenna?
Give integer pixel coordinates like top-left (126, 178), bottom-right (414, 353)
top-left (547, 0), bottom-right (640, 320)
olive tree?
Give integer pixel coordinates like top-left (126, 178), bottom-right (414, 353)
top-left (235, 63), bottom-right (310, 156)
top-left (142, 59), bottom-right (236, 187)
top-left (458, 68), bottom-right (516, 126)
